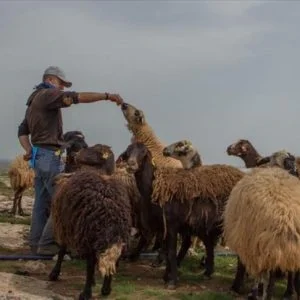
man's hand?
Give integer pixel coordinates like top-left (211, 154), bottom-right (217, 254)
top-left (107, 93), bottom-right (124, 106)
top-left (23, 150), bottom-right (32, 161)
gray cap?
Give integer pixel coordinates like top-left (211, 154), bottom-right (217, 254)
top-left (43, 66), bottom-right (72, 88)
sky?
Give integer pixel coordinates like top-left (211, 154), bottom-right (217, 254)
top-left (0, 0), bottom-right (300, 167)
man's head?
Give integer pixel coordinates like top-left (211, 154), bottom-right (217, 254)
top-left (43, 66), bottom-right (72, 90)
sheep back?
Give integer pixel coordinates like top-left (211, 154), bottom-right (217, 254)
top-left (152, 164), bottom-right (244, 206)
top-left (51, 169), bottom-right (132, 268)
top-left (223, 167), bottom-right (300, 276)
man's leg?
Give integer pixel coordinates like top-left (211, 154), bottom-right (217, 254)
top-left (29, 175), bottom-right (49, 254)
top-left (37, 154), bottom-right (63, 255)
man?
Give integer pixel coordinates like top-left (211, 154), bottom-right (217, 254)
top-left (18, 66), bottom-right (123, 255)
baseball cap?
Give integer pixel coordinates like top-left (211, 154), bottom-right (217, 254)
top-left (43, 66), bottom-right (72, 88)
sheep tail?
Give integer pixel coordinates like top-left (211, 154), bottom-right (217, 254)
top-left (98, 242), bottom-right (125, 277)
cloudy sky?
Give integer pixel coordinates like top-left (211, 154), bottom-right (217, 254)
top-left (0, 0), bottom-right (299, 167)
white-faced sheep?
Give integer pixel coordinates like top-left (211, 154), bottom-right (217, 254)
top-left (124, 142), bottom-right (244, 289)
top-left (163, 139), bottom-right (202, 169)
top-left (48, 144), bottom-right (132, 299)
top-left (162, 140), bottom-right (205, 259)
top-left (223, 150), bottom-right (300, 299)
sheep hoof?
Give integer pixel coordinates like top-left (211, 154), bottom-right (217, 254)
top-left (165, 280), bottom-right (177, 290)
top-left (101, 287), bottom-right (111, 296)
top-left (78, 292), bottom-right (91, 300)
top-left (231, 284), bottom-right (244, 295)
top-left (202, 270), bottom-right (212, 279)
top-left (247, 294), bottom-right (258, 300)
top-left (18, 209), bottom-right (25, 216)
top-left (48, 270), bottom-right (60, 281)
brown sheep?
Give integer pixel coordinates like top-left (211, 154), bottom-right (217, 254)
top-left (124, 142), bottom-right (244, 289)
top-left (49, 144), bottom-right (133, 299)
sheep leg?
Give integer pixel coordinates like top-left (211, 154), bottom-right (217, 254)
top-left (11, 188), bottom-right (23, 215)
top-left (247, 277), bottom-right (261, 300)
top-left (152, 232), bottom-right (163, 251)
top-left (231, 257), bottom-right (246, 294)
top-left (293, 271), bottom-right (300, 300)
top-left (176, 233), bottom-right (192, 268)
top-left (79, 253), bottom-right (96, 300)
top-left (201, 235), bottom-right (215, 278)
top-left (164, 227), bottom-right (178, 289)
top-left (101, 275), bottom-right (112, 296)
top-left (264, 271), bottom-right (276, 300)
top-left (128, 234), bottom-right (151, 261)
top-left (48, 245), bottom-right (67, 281)
top-left (17, 187), bottom-right (26, 216)
top-left (283, 271), bottom-right (294, 299)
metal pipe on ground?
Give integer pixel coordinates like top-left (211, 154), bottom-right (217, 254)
top-left (0, 251), bottom-right (237, 261)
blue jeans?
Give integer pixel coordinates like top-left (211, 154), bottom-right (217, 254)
top-left (29, 147), bottom-right (64, 250)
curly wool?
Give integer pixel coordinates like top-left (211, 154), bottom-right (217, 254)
top-left (223, 167), bottom-right (300, 276)
top-left (8, 155), bottom-right (34, 190)
top-left (51, 169), bottom-right (132, 259)
top-left (152, 164), bottom-right (244, 206)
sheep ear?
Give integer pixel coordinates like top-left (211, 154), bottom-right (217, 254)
top-left (257, 156), bottom-right (270, 166)
top-left (102, 152), bottom-right (109, 159)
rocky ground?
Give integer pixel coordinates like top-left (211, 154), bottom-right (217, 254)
top-left (0, 172), bottom-right (73, 300)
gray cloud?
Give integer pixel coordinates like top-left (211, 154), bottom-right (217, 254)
top-left (0, 0), bottom-right (300, 167)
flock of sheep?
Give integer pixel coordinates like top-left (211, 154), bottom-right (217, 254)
top-left (5, 102), bottom-right (300, 300)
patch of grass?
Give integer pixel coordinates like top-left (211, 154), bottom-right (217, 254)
top-left (175, 290), bottom-right (235, 300)
top-left (0, 212), bottom-right (31, 225)
top-left (114, 281), bottom-right (136, 295)
top-left (143, 288), bottom-right (168, 298)
top-left (0, 180), bottom-right (12, 196)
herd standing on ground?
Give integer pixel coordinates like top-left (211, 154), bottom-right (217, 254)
top-left (5, 102), bottom-right (300, 300)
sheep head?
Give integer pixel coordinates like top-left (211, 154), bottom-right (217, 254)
top-left (63, 131), bottom-right (88, 153)
top-left (122, 142), bottom-right (153, 174)
top-left (163, 140), bottom-right (202, 169)
top-left (257, 150), bottom-right (298, 177)
top-left (226, 139), bottom-right (254, 157)
top-left (74, 144), bottom-right (115, 175)
top-left (121, 103), bottom-right (145, 132)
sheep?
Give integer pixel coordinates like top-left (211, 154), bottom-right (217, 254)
top-left (8, 154), bottom-right (35, 216)
top-left (226, 138), bottom-right (300, 172)
top-left (163, 140), bottom-right (205, 258)
top-left (223, 150), bottom-right (300, 299)
top-left (163, 139), bottom-right (202, 169)
top-left (124, 142), bottom-right (244, 289)
top-left (226, 139), bottom-right (263, 168)
top-left (120, 102), bottom-right (182, 168)
top-left (7, 130), bottom-right (87, 216)
top-left (48, 144), bottom-right (132, 299)
top-left (54, 142), bottom-right (143, 261)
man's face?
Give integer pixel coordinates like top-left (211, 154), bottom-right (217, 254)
top-left (49, 76), bottom-right (65, 90)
